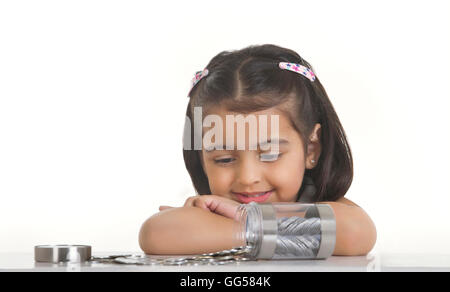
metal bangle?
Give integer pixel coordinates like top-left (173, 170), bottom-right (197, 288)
top-left (256, 204), bottom-right (278, 259)
top-left (315, 204), bottom-right (336, 259)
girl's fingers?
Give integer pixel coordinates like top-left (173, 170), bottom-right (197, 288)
top-left (192, 199), bottom-right (213, 213)
top-left (158, 205), bottom-right (174, 211)
top-left (193, 195), bottom-right (240, 219)
top-left (207, 200), bottom-right (239, 219)
top-left (183, 196), bottom-right (198, 207)
top-left (181, 195), bottom-right (240, 219)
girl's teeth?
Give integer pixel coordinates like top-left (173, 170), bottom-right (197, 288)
top-left (246, 192), bottom-right (266, 197)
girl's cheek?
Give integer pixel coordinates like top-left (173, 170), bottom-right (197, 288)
top-left (206, 166), bottom-right (235, 194)
top-left (267, 160), bottom-right (304, 201)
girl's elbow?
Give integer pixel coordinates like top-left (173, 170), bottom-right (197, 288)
top-left (363, 221), bottom-right (378, 255)
top-left (334, 213), bottom-right (377, 256)
top-left (138, 218), bottom-right (159, 254)
top-left (348, 216), bottom-right (377, 256)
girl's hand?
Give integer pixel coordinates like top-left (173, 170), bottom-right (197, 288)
top-left (159, 195), bottom-right (241, 220)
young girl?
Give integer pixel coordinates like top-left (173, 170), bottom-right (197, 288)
top-left (139, 44), bottom-right (376, 256)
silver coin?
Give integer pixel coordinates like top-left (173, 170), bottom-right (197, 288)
top-left (211, 255), bottom-right (235, 261)
top-left (235, 257), bottom-right (252, 261)
top-left (215, 250), bottom-right (232, 256)
top-left (234, 250), bottom-right (250, 256)
top-left (197, 257), bottom-right (217, 263)
top-left (165, 256), bottom-right (188, 261)
top-left (204, 253), bottom-right (217, 257)
top-left (194, 255), bottom-right (215, 260)
top-left (141, 258), bottom-right (165, 265)
top-left (114, 257), bottom-right (145, 265)
top-left (93, 254), bottom-right (133, 260)
top-left (209, 261), bottom-right (230, 265)
top-left (163, 258), bottom-right (188, 264)
top-left (164, 259), bottom-right (188, 263)
top-left (162, 261), bottom-right (185, 266)
top-left (189, 261), bottom-right (210, 266)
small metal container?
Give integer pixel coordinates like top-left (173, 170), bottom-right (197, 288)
top-left (233, 202), bottom-right (336, 260)
top-left (34, 245), bottom-right (92, 263)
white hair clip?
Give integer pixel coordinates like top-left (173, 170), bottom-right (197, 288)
top-left (279, 62), bottom-right (316, 82)
top-left (188, 68), bottom-right (209, 97)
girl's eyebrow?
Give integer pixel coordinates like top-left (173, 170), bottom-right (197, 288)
top-left (204, 138), bottom-right (289, 152)
top-left (258, 138), bottom-right (289, 149)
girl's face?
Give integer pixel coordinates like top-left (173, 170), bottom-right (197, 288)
top-left (201, 106), bottom-right (321, 204)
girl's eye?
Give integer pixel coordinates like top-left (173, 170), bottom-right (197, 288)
top-left (260, 153), bottom-right (282, 162)
top-left (214, 157), bottom-right (235, 164)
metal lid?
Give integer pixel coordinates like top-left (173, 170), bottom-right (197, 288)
top-left (34, 245), bottom-right (92, 263)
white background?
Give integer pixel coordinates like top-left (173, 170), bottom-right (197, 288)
top-left (1, 0), bottom-right (449, 255)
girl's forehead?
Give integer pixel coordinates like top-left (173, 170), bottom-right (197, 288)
top-left (204, 107), bottom-right (295, 131)
top-left (200, 105), bottom-right (303, 150)
top-left (205, 106), bottom-right (290, 122)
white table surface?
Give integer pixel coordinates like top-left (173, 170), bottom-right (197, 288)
top-left (1, 251), bottom-right (450, 272)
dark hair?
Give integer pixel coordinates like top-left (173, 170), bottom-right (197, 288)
top-left (183, 44), bottom-right (353, 202)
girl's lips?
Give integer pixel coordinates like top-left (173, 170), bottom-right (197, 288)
top-left (233, 190), bottom-right (274, 204)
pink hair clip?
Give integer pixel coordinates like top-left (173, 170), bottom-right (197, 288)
top-left (279, 62), bottom-right (316, 82)
top-left (188, 68), bottom-right (209, 97)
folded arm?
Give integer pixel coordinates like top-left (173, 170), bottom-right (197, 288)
top-left (321, 198), bottom-right (377, 256)
top-left (139, 199), bottom-right (376, 256)
top-left (139, 206), bottom-right (241, 255)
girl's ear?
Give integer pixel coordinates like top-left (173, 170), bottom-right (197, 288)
top-left (306, 123), bottom-right (322, 169)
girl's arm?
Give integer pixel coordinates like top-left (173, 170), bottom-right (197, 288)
top-left (320, 200), bottom-right (377, 256)
top-left (138, 206), bottom-right (241, 255)
top-left (139, 200), bottom-right (376, 256)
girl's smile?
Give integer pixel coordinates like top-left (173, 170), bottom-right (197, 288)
top-left (231, 189), bottom-right (275, 204)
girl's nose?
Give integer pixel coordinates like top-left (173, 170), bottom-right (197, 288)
top-left (236, 156), bottom-right (262, 186)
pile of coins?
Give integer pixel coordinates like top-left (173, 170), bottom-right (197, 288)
top-left (90, 246), bottom-right (253, 266)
